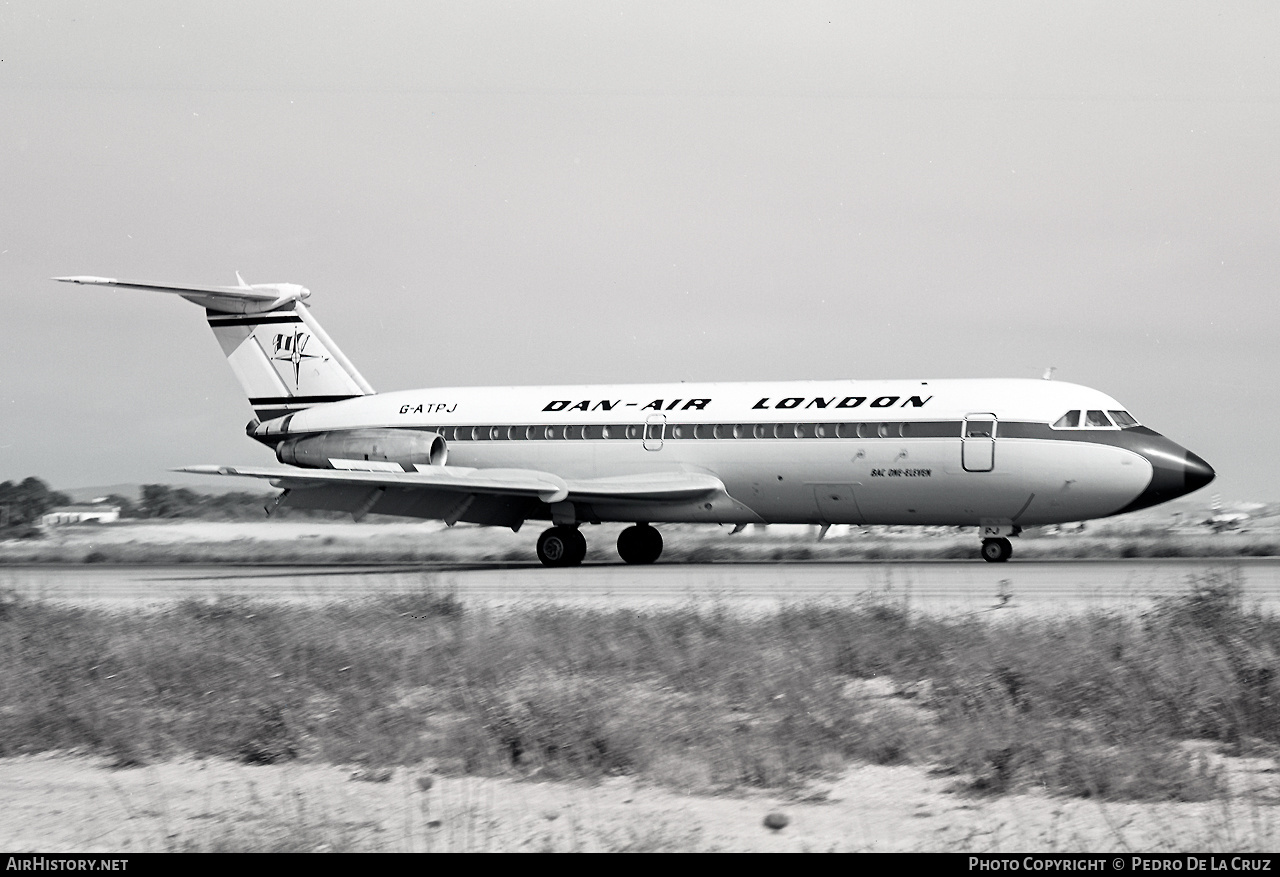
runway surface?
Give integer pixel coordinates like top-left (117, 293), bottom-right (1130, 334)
top-left (3, 558), bottom-right (1278, 616)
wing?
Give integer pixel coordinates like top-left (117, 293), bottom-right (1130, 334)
top-left (176, 464), bottom-right (736, 528)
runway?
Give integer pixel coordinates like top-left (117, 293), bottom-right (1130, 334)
top-left (3, 558), bottom-right (1278, 616)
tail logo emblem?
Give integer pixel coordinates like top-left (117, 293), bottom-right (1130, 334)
top-left (271, 330), bottom-right (321, 390)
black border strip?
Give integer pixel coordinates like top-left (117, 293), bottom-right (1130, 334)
top-left (249, 395), bottom-right (362, 405)
top-left (208, 314), bottom-right (303, 327)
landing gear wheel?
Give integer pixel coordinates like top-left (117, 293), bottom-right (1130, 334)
top-left (537, 526), bottom-right (587, 567)
top-left (981, 537), bottom-right (1012, 563)
top-left (564, 528), bottom-right (587, 566)
top-left (617, 524), bottom-right (663, 565)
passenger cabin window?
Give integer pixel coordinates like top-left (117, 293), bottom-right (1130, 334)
top-left (1053, 410), bottom-right (1080, 428)
top-left (1085, 410), bottom-right (1113, 428)
top-left (1108, 410), bottom-right (1139, 428)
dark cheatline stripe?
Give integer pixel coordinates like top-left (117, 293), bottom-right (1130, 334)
top-left (263, 419), bottom-right (1173, 446)
top-left (207, 314), bottom-right (304, 327)
top-left (409, 421), bottom-right (1106, 441)
top-left (432, 421), bottom-right (968, 440)
top-left (1000, 422), bottom-right (1157, 448)
top-left (899, 421), bottom-right (963, 438)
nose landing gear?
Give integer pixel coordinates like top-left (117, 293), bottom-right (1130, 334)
top-left (980, 537), bottom-right (1013, 563)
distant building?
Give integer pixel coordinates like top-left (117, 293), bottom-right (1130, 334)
top-left (42, 505), bottom-right (121, 526)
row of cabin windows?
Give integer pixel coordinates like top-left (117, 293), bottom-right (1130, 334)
top-left (430, 421), bottom-right (965, 442)
top-left (1051, 409), bottom-right (1139, 429)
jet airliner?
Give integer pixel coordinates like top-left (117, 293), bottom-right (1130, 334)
top-left (56, 276), bottom-right (1215, 565)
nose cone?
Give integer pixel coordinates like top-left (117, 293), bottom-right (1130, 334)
top-left (1113, 432), bottom-right (1216, 515)
top-left (1184, 450), bottom-right (1216, 495)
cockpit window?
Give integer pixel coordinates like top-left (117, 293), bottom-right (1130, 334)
top-left (1053, 409), bottom-right (1131, 429)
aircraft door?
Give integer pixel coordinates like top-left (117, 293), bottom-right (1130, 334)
top-left (643, 414), bottom-right (666, 451)
top-left (962, 414), bottom-right (996, 472)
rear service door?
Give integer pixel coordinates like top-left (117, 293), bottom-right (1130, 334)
top-left (962, 414), bottom-right (996, 472)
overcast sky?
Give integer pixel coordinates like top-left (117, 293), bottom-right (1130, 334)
top-left (1, 1), bottom-right (1276, 502)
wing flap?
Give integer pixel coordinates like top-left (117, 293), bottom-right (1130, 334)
top-left (178, 464), bottom-right (726, 507)
top-left (562, 471), bottom-right (725, 502)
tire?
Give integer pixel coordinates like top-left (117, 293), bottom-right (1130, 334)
top-left (617, 524), bottom-right (663, 564)
top-left (981, 537), bottom-right (1012, 563)
top-left (538, 526), bottom-right (586, 567)
top-left (564, 527), bottom-right (587, 566)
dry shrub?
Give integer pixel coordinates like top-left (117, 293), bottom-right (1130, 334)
top-left (3, 570), bottom-right (1277, 802)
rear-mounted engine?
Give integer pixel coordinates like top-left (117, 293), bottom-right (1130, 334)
top-left (275, 429), bottom-right (447, 470)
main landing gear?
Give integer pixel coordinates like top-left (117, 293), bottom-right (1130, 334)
top-left (617, 523), bottom-right (663, 565)
top-left (536, 526), bottom-right (586, 567)
top-left (534, 523), bottom-right (665, 567)
top-left (980, 537), bottom-right (1013, 563)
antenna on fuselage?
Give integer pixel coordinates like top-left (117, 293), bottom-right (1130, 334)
top-left (1042, 367), bottom-right (1056, 381)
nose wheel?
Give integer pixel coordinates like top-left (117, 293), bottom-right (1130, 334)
top-left (617, 524), bottom-right (663, 564)
top-left (537, 526), bottom-right (587, 567)
top-left (981, 537), bottom-right (1012, 563)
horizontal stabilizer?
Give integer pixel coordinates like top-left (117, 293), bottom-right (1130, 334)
top-left (54, 276), bottom-right (310, 315)
top-left (57, 275), bottom-right (374, 419)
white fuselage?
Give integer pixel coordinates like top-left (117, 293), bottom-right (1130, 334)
top-left (272, 378), bottom-right (1178, 528)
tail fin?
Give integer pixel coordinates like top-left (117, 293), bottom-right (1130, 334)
top-left (55, 275), bottom-right (375, 421)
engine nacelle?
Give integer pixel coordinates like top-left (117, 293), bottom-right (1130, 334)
top-left (276, 429), bottom-right (447, 470)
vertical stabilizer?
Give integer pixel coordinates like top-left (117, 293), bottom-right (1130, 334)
top-left (54, 276), bottom-right (375, 421)
top-left (207, 304), bottom-right (374, 421)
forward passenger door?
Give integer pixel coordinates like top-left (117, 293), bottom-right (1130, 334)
top-left (962, 414), bottom-right (996, 472)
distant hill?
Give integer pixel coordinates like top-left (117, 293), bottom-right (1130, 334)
top-left (59, 484), bottom-right (144, 503)
top-left (51, 481), bottom-right (349, 522)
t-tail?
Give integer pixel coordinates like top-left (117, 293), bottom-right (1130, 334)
top-left (54, 275), bottom-right (374, 422)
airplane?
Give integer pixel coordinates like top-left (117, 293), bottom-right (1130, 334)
top-left (55, 275), bottom-right (1216, 565)
top-left (1203, 495), bottom-right (1250, 533)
